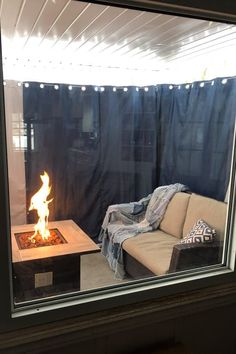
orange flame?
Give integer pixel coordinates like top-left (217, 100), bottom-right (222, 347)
top-left (29, 171), bottom-right (53, 242)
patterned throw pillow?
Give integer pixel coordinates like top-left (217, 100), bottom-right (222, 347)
top-left (180, 219), bottom-right (216, 244)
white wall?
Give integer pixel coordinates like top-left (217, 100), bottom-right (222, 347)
top-left (4, 80), bottom-right (26, 225)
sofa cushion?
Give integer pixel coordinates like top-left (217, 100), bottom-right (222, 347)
top-left (159, 192), bottom-right (191, 239)
top-left (180, 219), bottom-right (216, 244)
top-left (183, 194), bottom-right (227, 241)
top-left (122, 230), bottom-right (179, 275)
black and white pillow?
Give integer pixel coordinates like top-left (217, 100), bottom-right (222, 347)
top-left (181, 219), bottom-right (216, 244)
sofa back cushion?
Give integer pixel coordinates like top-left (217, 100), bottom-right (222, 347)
top-left (183, 194), bottom-right (227, 241)
top-left (159, 192), bottom-right (191, 239)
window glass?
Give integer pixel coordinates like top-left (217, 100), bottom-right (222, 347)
top-left (1, 0), bottom-right (236, 307)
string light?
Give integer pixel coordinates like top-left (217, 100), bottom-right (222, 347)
top-left (11, 79), bottom-right (229, 94)
top-left (3, 81), bottom-right (6, 86)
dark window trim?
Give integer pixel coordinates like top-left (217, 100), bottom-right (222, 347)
top-left (0, 0), bottom-right (236, 334)
top-left (88, 0), bottom-right (236, 23)
top-left (1, 280), bottom-right (236, 352)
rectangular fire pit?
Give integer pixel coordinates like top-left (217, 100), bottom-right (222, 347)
top-left (11, 220), bottom-right (100, 303)
top-left (15, 228), bottom-right (67, 249)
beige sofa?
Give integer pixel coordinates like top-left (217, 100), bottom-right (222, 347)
top-left (122, 192), bottom-right (227, 278)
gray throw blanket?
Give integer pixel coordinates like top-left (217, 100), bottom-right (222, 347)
top-left (99, 183), bottom-right (188, 279)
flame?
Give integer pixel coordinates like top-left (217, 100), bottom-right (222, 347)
top-left (29, 171), bottom-right (53, 242)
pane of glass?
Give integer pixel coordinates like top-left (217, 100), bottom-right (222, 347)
top-left (12, 123), bottom-right (19, 129)
top-left (12, 136), bottom-right (20, 150)
top-left (1, 0), bottom-right (236, 307)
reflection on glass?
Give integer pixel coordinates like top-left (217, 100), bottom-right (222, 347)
top-left (1, 0), bottom-right (235, 305)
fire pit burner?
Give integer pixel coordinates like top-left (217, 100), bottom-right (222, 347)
top-left (15, 228), bottom-right (67, 249)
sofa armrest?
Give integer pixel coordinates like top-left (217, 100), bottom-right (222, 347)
top-left (168, 241), bottom-right (223, 273)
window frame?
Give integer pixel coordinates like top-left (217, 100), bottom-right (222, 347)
top-left (0, 0), bottom-right (236, 333)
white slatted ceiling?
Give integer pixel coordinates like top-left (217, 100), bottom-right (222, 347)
top-left (73, 8), bottom-right (143, 53)
top-left (1, 0), bottom-right (23, 36)
top-left (0, 0), bottom-right (235, 85)
top-left (15, 0), bottom-right (47, 36)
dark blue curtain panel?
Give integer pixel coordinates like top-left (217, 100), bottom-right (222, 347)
top-left (156, 78), bottom-right (236, 200)
top-left (23, 78), bottom-right (236, 239)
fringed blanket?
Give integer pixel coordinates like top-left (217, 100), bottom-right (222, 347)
top-left (99, 183), bottom-right (189, 279)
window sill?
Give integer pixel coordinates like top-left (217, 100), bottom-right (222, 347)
top-left (1, 281), bottom-right (236, 352)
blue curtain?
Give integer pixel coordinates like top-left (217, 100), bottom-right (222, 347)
top-left (157, 78), bottom-right (236, 200)
top-left (23, 77), bottom-right (236, 240)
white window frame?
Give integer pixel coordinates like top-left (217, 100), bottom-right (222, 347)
top-left (0, 0), bottom-right (236, 333)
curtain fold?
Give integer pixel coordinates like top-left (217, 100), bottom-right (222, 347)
top-left (99, 86), bottom-right (158, 206)
top-left (22, 78), bottom-right (236, 240)
top-left (23, 85), bottom-right (102, 238)
top-left (157, 78), bottom-right (236, 201)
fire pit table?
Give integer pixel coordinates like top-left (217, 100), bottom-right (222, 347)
top-left (11, 220), bottom-right (100, 303)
